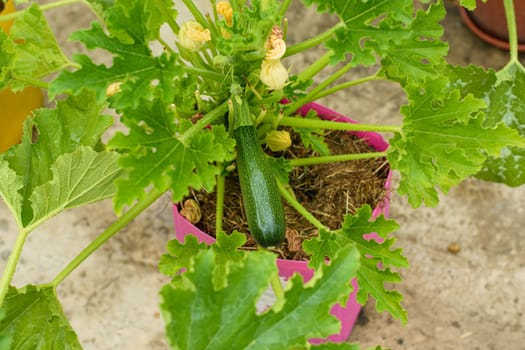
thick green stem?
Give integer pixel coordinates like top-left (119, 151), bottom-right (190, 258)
top-left (0, 0), bottom-right (85, 23)
top-left (289, 151), bottom-right (387, 167)
top-left (155, 0), bottom-right (180, 34)
top-left (0, 230), bottom-right (29, 306)
top-left (215, 173), bottom-right (225, 234)
top-left (278, 0), bottom-right (293, 20)
top-left (503, 0), bottom-right (518, 63)
top-left (179, 100), bottom-right (229, 144)
top-left (286, 60), bottom-right (355, 113)
top-left (284, 22), bottom-right (343, 57)
top-left (49, 188), bottom-right (165, 287)
top-left (182, 0), bottom-right (208, 27)
top-left (313, 74), bottom-right (382, 100)
top-left (183, 66), bottom-right (225, 83)
top-left (276, 179), bottom-right (326, 231)
top-left (279, 116), bottom-right (401, 133)
top-left (295, 50), bottom-right (333, 84)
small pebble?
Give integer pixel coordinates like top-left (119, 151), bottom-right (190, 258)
top-left (447, 242), bottom-right (461, 254)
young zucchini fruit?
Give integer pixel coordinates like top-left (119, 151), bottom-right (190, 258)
top-left (232, 98), bottom-right (286, 247)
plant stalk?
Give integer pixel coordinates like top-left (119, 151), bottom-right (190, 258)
top-left (182, 0), bottom-right (208, 28)
top-left (180, 100), bottom-right (229, 143)
top-left (312, 74), bottom-right (382, 100)
top-left (279, 116), bottom-right (401, 133)
top-left (183, 66), bottom-right (225, 83)
top-left (49, 188), bottom-right (165, 287)
top-left (295, 50), bottom-right (333, 84)
top-left (503, 0), bottom-right (518, 63)
top-left (276, 179), bottom-right (326, 231)
top-left (0, 229), bottom-right (29, 306)
top-left (215, 173), bottom-right (225, 234)
top-left (284, 22), bottom-right (344, 57)
top-left (286, 60), bottom-right (355, 112)
top-left (155, 0), bottom-right (180, 34)
top-left (270, 273), bottom-right (285, 310)
top-left (278, 0), bottom-right (293, 20)
top-left (289, 151), bottom-right (387, 167)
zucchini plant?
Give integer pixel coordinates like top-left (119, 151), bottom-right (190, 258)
top-left (0, 0), bottom-right (524, 349)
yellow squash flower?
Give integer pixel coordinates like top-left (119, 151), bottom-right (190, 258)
top-left (178, 21), bottom-right (211, 51)
top-left (260, 59), bottom-right (288, 90)
top-left (217, 1), bottom-right (233, 27)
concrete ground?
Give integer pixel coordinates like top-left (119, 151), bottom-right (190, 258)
top-left (0, 1), bottom-right (524, 349)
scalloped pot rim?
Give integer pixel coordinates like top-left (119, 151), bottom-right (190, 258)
top-left (172, 102), bottom-right (392, 343)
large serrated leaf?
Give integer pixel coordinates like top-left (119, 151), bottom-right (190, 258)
top-left (0, 4), bottom-right (70, 91)
top-left (0, 162), bottom-right (24, 228)
top-left (388, 76), bottom-right (525, 207)
top-left (476, 64), bottom-right (525, 186)
top-left (49, 0), bottom-right (182, 108)
top-left (160, 245), bottom-right (360, 349)
top-left (0, 91), bottom-right (114, 228)
top-left (250, 246), bottom-right (360, 349)
top-left (29, 147), bottom-right (121, 227)
top-left (0, 285), bottom-right (82, 350)
top-left (304, 205), bottom-right (407, 324)
top-left (108, 99), bottom-right (235, 213)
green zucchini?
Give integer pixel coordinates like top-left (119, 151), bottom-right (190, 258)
top-left (234, 124), bottom-right (286, 247)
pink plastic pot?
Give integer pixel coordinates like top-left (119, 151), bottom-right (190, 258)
top-left (172, 102), bottom-right (392, 343)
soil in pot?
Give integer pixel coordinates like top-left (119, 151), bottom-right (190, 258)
top-left (180, 128), bottom-right (390, 261)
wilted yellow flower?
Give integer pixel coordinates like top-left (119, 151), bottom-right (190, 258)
top-left (217, 1), bottom-right (233, 27)
top-left (266, 130), bottom-right (291, 151)
top-left (180, 199), bottom-right (202, 224)
top-left (260, 59), bottom-right (288, 90)
top-left (178, 21), bottom-right (211, 51)
top-left (265, 38), bottom-right (286, 60)
top-left (264, 26), bottom-right (286, 60)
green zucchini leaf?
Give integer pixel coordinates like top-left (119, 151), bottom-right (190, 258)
top-left (304, 205), bottom-right (407, 324)
top-left (29, 147), bottom-right (121, 227)
top-left (0, 285), bottom-right (81, 350)
top-left (0, 91), bottom-right (117, 229)
top-left (108, 98), bottom-right (235, 213)
top-left (0, 4), bottom-right (70, 91)
top-left (459, 0), bottom-right (488, 11)
top-left (388, 76), bottom-right (525, 207)
top-left (158, 235), bottom-right (208, 277)
top-left (49, 0), bottom-right (181, 109)
top-left (476, 64), bottom-right (525, 186)
top-left (160, 245), bottom-right (360, 350)
top-left (301, 0), bottom-right (448, 83)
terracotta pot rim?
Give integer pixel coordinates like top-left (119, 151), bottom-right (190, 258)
top-left (459, 6), bottom-right (525, 52)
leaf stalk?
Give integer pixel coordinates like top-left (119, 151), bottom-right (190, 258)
top-left (279, 116), bottom-right (401, 134)
top-left (0, 229), bottom-right (29, 306)
top-left (48, 187), bottom-right (165, 287)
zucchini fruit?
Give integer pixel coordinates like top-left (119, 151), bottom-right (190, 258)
top-left (234, 124), bottom-right (286, 247)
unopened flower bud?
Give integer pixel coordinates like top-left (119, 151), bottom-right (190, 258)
top-left (178, 21), bottom-right (211, 52)
top-left (260, 59), bottom-right (288, 90)
top-left (217, 1), bottom-right (233, 27)
top-left (266, 130), bottom-right (291, 151)
top-left (106, 82), bottom-right (122, 97)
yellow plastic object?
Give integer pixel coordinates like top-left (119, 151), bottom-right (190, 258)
top-left (0, 87), bottom-right (44, 152)
top-left (0, 0), bottom-right (44, 153)
top-left (0, 0), bottom-right (15, 33)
